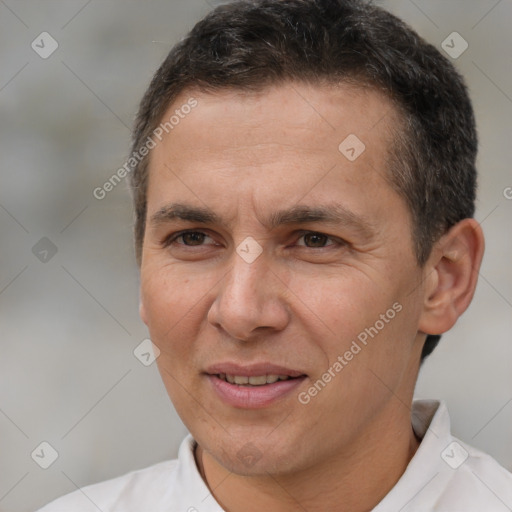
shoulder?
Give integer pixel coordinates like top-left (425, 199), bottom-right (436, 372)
top-left (36, 458), bottom-right (180, 512)
top-left (35, 435), bottom-right (216, 512)
top-left (376, 400), bottom-right (512, 512)
top-left (435, 438), bottom-right (512, 510)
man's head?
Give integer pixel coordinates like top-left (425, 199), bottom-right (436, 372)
top-left (129, 0), bottom-right (479, 362)
top-left (130, 0), bottom-right (484, 486)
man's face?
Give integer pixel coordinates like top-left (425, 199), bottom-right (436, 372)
top-left (140, 83), bottom-right (427, 476)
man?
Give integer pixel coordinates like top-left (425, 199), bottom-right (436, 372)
top-left (38, 0), bottom-right (512, 510)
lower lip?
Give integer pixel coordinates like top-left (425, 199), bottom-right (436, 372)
top-left (207, 375), bottom-right (307, 409)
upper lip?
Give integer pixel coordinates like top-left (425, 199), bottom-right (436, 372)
top-left (205, 362), bottom-right (306, 378)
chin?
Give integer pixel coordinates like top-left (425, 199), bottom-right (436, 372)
top-left (202, 428), bottom-right (307, 477)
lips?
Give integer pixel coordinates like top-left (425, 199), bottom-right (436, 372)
top-left (205, 362), bottom-right (307, 408)
top-left (218, 374), bottom-right (293, 386)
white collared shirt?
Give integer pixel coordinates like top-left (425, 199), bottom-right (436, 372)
top-left (37, 400), bottom-right (512, 511)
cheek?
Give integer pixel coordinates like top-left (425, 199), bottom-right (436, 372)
top-left (289, 267), bottom-right (418, 381)
top-left (141, 270), bottom-right (207, 411)
top-left (287, 269), bottom-right (389, 345)
top-left (141, 262), bottom-right (205, 323)
top-left (140, 267), bottom-right (207, 357)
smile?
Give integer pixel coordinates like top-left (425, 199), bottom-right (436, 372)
top-left (207, 373), bottom-right (306, 409)
top-left (217, 374), bottom-right (293, 386)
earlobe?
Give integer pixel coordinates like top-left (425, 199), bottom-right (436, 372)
top-left (418, 219), bottom-right (485, 336)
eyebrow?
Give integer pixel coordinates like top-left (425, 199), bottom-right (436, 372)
top-left (150, 203), bottom-right (218, 225)
top-left (149, 203), bottom-right (376, 240)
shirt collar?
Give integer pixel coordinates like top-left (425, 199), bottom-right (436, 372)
top-left (373, 399), bottom-right (454, 511)
top-left (173, 435), bottom-right (225, 511)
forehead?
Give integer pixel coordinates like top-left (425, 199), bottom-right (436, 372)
top-left (154, 82), bottom-right (395, 155)
top-left (146, 82), bottom-right (401, 220)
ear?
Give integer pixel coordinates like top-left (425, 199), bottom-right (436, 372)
top-left (418, 218), bottom-right (485, 336)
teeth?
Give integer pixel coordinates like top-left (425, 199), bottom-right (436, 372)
top-left (219, 374), bottom-right (292, 386)
top-left (248, 375), bottom-right (267, 385)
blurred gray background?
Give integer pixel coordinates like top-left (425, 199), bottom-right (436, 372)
top-left (0, 1), bottom-right (511, 510)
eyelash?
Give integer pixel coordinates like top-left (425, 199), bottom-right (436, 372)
top-left (162, 230), bottom-right (344, 249)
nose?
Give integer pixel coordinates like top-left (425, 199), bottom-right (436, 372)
top-left (207, 253), bottom-right (290, 341)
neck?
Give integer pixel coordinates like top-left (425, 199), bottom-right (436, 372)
top-left (195, 404), bottom-right (421, 512)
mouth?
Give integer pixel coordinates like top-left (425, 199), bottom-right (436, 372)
top-left (215, 373), bottom-right (297, 386)
top-left (205, 363), bottom-right (307, 408)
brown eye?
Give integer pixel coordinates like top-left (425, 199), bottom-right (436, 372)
top-left (301, 232), bottom-right (332, 248)
top-left (162, 230), bottom-right (218, 249)
top-left (180, 232), bottom-right (207, 246)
